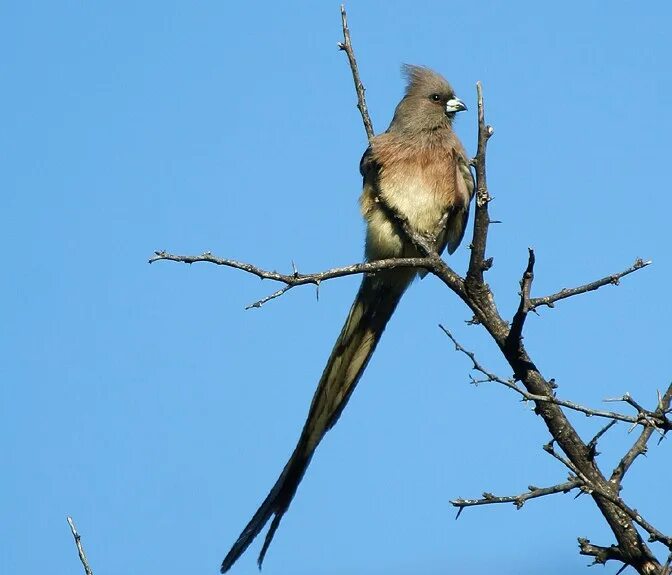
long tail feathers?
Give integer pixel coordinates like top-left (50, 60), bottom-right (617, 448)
top-left (220, 270), bottom-right (413, 572)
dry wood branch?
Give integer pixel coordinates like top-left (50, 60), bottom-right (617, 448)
top-left (543, 440), bottom-right (588, 482)
top-left (579, 538), bottom-right (627, 566)
top-left (543, 440), bottom-right (671, 553)
top-left (149, 250), bottom-right (434, 308)
top-left (437, 81), bottom-right (663, 572)
top-left (67, 517), bottom-right (94, 575)
top-left (440, 326), bottom-right (667, 430)
top-left (529, 258), bottom-right (651, 311)
top-left (509, 248), bottom-right (536, 343)
top-left (587, 420), bottom-right (618, 460)
top-left (592, 490), bottom-right (672, 550)
top-left (466, 81), bottom-right (494, 285)
top-left (337, 5), bottom-right (374, 142)
top-left (451, 479), bottom-right (582, 514)
top-left (439, 324), bottom-right (512, 386)
top-left (545, 447), bottom-right (672, 550)
top-left (611, 384), bottom-right (672, 484)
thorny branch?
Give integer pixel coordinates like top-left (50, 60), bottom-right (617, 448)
top-left (611, 386), bottom-right (672, 484)
top-left (579, 538), bottom-right (628, 567)
top-left (149, 5), bottom-right (668, 575)
top-left (440, 325), bottom-right (672, 432)
top-left (451, 479), bottom-right (582, 514)
top-left (149, 250), bottom-right (436, 309)
top-left (529, 258), bottom-right (651, 311)
top-left (466, 81), bottom-right (494, 286)
top-left (509, 247), bottom-right (536, 343)
top-left (587, 420), bottom-right (618, 460)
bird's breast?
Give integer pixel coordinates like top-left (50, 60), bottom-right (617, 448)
top-left (362, 158), bottom-right (464, 262)
top-left (380, 161), bottom-right (455, 232)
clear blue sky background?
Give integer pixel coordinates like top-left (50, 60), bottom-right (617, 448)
top-left (2, 2), bottom-right (670, 574)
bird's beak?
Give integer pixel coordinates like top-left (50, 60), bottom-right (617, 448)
top-left (445, 98), bottom-right (467, 114)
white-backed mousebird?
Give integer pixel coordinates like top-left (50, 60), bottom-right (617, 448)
top-left (221, 65), bottom-right (473, 572)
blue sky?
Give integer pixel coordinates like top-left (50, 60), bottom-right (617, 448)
top-left (2, 2), bottom-right (671, 574)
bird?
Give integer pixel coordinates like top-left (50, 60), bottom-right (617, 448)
top-left (221, 65), bottom-right (474, 573)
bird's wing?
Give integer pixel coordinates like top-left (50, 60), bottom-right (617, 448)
top-left (359, 145), bottom-right (378, 183)
top-left (444, 149), bottom-right (475, 255)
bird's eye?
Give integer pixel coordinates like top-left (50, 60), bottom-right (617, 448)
top-left (430, 94), bottom-right (441, 102)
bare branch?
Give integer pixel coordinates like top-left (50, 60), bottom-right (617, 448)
top-left (451, 479), bottom-right (581, 513)
top-left (67, 517), bottom-right (94, 575)
top-left (149, 250), bottom-right (433, 308)
top-left (549, 451), bottom-right (672, 550)
top-left (544, 432), bottom-right (672, 552)
top-left (592, 490), bottom-right (672, 550)
top-left (509, 248), bottom-right (536, 344)
top-left (587, 420), bottom-right (619, 460)
top-left (466, 81), bottom-right (495, 285)
top-left (611, 383), bottom-right (672, 484)
top-left (439, 324), bottom-right (512, 386)
top-left (529, 258), bottom-right (651, 311)
top-left (547, 440), bottom-right (672, 552)
top-left (337, 5), bottom-right (374, 142)
top-left (440, 326), bottom-right (667, 429)
top-left (578, 537), bottom-right (627, 566)
top-left (542, 439), bottom-right (672, 555)
top-left (247, 285), bottom-right (294, 310)
top-left (543, 440), bottom-right (586, 481)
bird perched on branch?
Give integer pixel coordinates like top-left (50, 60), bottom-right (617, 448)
top-left (221, 65), bottom-right (474, 572)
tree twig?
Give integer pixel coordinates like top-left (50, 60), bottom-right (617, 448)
top-left (509, 248), bottom-right (536, 344)
top-left (611, 383), bottom-right (672, 483)
top-left (67, 517), bottom-right (94, 575)
top-left (578, 538), bottom-right (627, 566)
top-left (337, 4), bottom-right (374, 142)
top-left (587, 420), bottom-right (619, 460)
top-left (466, 81), bottom-right (494, 285)
top-left (451, 479), bottom-right (581, 514)
top-left (149, 250), bottom-right (433, 308)
top-left (529, 258), bottom-right (651, 311)
top-left (440, 326), bottom-right (668, 430)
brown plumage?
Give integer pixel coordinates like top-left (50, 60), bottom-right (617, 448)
top-left (220, 65), bottom-right (474, 573)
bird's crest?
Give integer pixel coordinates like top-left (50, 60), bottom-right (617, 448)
top-left (402, 64), bottom-right (454, 98)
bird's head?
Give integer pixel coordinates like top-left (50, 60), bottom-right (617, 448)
top-left (390, 64), bottom-right (467, 132)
